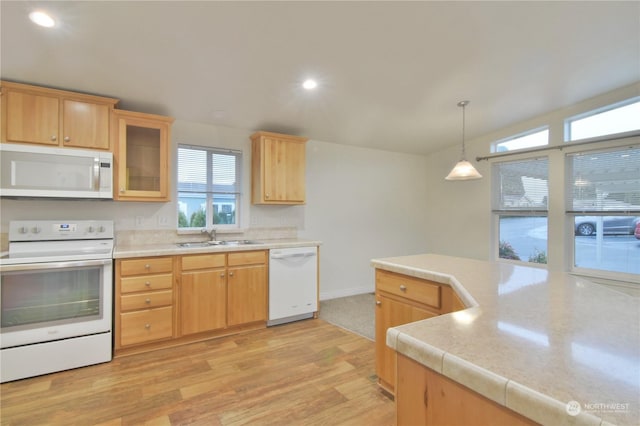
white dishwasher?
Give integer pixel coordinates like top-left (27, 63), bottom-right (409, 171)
top-left (268, 246), bottom-right (318, 326)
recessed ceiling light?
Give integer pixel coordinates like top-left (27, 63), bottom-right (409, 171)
top-left (302, 79), bottom-right (318, 90)
top-left (29, 11), bottom-right (56, 28)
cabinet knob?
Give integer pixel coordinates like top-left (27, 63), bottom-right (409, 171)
top-left (376, 300), bottom-right (381, 306)
top-left (145, 324), bottom-right (151, 329)
top-left (145, 298), bottom-right (151, 304)
top-left (120, 188), bottom-right (125, 193)
top-left (265, 193), bottom-right (270, 199)
top-left (399, 285), bottom-right (407, 292)
top-left (50, 135), bottom-right (57, 141)
top-left (229, 272), bottom-right (234, 277)
top-left (145, 264), bottom-right (150, 269)
top-left (64, 136), bottom-right (70, 142)
top-left (220, 273), bottom-right (225, 278)
top-left (145, 281), bottom-right (151, 287)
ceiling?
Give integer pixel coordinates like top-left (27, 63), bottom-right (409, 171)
top-left (1, 1), bottom-right (639, 155)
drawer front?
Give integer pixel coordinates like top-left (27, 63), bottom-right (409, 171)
top-left (376, 270), bottom-right (441, 309)
top-left (120, 306), bottom-right (173, 346)
top-left (181, 253), bottom-right (225, 271)
top-left (119, 257), bottom-right (173, 276)
top-left (228, 250), bottom-right (266, 266)
top-left (120, 273), bottom-right (173, 293)
top-left (120, 290), bottom-right (173, 311)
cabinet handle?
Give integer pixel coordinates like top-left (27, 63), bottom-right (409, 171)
top-left (376, 300), bottom-right (381, 306)
top-left (64, 136), bottom-right (70, 142)
top-left (423, 386), bottom-right (428, 408)
top-left (145, 281), bottom-right (151, 287)
top-left (145, 298), bottom-right (151, 304)
top-left (145, 324), bottom-right (151, 329)
top-left (399, 285), bottom-right (407, 292)
top-left (51, 135), bottom-right (57, 141)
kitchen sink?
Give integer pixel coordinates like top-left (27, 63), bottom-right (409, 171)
top-left (176, 240), bottom-right (262, 248)
top-left (218, 240), bottom-right (262, 245)
top-left (176, 241), bottom-right (221, 248)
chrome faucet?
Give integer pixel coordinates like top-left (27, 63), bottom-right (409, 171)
top-left (202, 228), bottom-right (217, 241)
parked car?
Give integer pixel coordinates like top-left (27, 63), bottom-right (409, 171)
top-left (635, 221), bottom-right (640, 240)
top-left (574, 216), bottom-right (640, 236)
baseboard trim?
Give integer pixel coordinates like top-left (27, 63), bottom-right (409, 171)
top-left (320, 286), bottom-right (373, 301)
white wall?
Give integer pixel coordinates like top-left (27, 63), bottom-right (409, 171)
top-left (300, 140), bottom-right (430, 299)
top-left (0, 120), bottom-right (430, 300)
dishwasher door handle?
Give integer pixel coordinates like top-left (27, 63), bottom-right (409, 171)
top-left (271, 252), bottom-right (316, 260)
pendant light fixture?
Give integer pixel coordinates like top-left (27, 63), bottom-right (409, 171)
top-left (445, 100), bottom-right (483, 180)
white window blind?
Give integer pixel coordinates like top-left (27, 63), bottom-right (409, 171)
top-left (566, 145), bottom-right (640, 214)
top-left (492, 158), bottom-right (549, 212)
top-left (177, 144), bottom-right (241, 228)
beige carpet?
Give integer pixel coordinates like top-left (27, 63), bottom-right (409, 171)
top-left (319, 293), bottom-right (375, 340)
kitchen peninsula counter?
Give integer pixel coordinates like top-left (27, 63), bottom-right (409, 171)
top-left (371, 254), bottom-right (639, 426)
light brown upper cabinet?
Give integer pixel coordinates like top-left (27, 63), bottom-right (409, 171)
top-left (112, 109), bottom-right (173, 202)
top-left (251, 131), bottom-right (308, 204)
top-left (0, 80), bottom-right (117, 150)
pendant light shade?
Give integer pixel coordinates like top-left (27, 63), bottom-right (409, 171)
top-left (445, 100), bottom-right (482, 180)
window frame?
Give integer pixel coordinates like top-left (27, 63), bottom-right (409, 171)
top-left (176, 143), bottom-right (243, 231)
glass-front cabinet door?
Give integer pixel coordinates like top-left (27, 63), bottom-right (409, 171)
top-left (112, 109), bottom-right (174, 201)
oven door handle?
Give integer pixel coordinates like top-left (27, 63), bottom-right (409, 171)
top-left (0, 258), bottom-right (112, 272)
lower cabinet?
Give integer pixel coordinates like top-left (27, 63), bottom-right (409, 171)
top-left (179, 251), bottom-right (267, 335)
top-left (115, 250), bottom-right (268, 356)
top-left (396, 354), bottom-right (536, 426)
top-left (115, 256), bottom-right (175, 351)
top-left (375, 294), bottom-right (436, 393)
top-left (179, 253), bottom-right (227, 335)
top-left (375, 269), bottom-right (460, 394)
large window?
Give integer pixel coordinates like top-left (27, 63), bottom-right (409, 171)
top-left (566, 145), bottom-right (640, 276)
top-left (493, 158), bottom-right (549, 264)
top-left (177, 144), bottom-right (242, 229)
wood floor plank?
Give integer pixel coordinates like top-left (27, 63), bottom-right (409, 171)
top-left (0, 319), bottom-right (394, 426)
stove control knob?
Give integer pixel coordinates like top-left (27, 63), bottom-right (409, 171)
top-left (87, 226), bottom-right (95, 233)
top-left (32, 226), bottom-right (41, 234)
top-left (19, 226), bottom-right (28, 234)
top-left (98, 226), bottom-right (105, 233)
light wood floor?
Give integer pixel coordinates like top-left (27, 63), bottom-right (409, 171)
top-left (0, 319), bottom-right (395, 425)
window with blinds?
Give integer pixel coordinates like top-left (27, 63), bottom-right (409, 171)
top-left (566, 145), bottom-right (640, 214)
top-left (177, 144), bottom-right (242, 228)
top-left (492, 158), bottom-right (549, 264)
top-left (567, 145), bottom-right (639, 275)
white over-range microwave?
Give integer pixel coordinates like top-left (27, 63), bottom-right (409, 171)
top-left (0, 143), bottom-right (113, 199)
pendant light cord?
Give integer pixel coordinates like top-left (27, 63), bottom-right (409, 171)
top-left (458, 100), bottom-right (469, 160)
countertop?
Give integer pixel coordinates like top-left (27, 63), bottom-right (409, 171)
top-left (371, 253), bottom-right (639, 426)
top-left (113, 238), bottom-right (322, 259)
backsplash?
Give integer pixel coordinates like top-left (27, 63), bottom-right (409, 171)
top-left (115, 227), bottom-right (298, 246)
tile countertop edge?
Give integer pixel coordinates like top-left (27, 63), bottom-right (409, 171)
top-left (373, 255), bottom-right (625, 426)
top-left (114, 239), bottom-right (323, 259)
